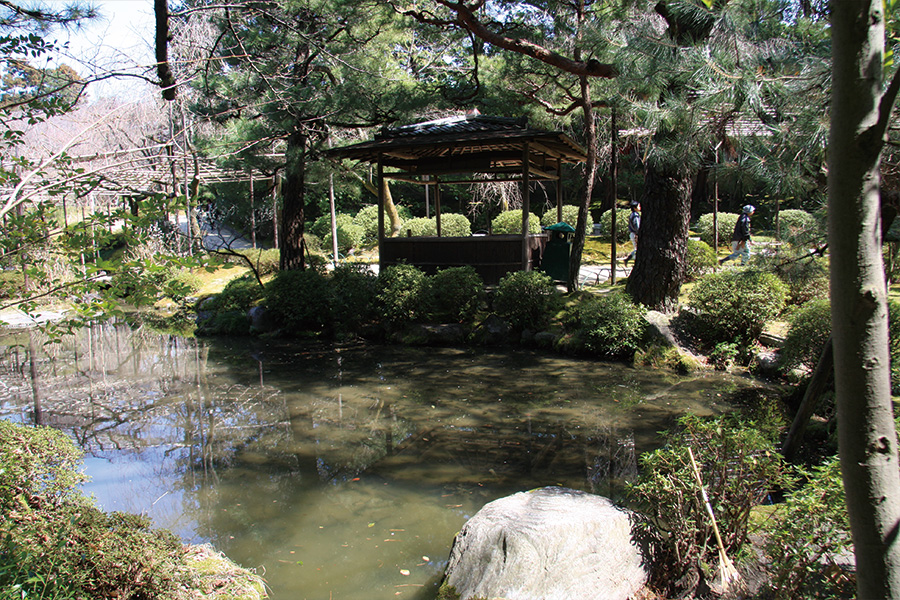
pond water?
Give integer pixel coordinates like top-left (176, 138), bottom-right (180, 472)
top-left (0, 322), bottom-right (776, 600)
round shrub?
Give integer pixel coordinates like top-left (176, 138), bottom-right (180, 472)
top-left (779, 298), bottom-right (831, 371)
top-left (598, 208), bottom-right (630, 243)
top-left (562, 291), bottom-right (647, 359)
top-left (210, 274), bottom-right (264, 312)
top-left (163, 269), bottom-right (202, 304)
top-left (777, 209), bottom-right (822, 248)
top-left (353, 204), bottom-right (381, 244)
top-left (311, 213), bottom-right (354, 239)
top-left (776, 257), bottom-right (829, 306)
top-left (324, 221), bottom-right (365, 254)
top-left (685, 269), bottom-right (787, 346)
top-left (421, 266), bottom-right (484, 323)
top-left (0, 271), bottom-right (24, 300)
top-left (265, 269), bottom-right (333, 334)
top-left (778, 299), bottom-right (900, 394)
top-left (377, 263), bottom-right (426, 324)
top-left (402, 217), bottom-right (436, 237)
top-left (436, 213), bottom-right (472, 237)
top-left (330, 263), bottom-right (378, 332)
top-left (493, 270), bottom-right (559, 330)
top-left (541, 205), bottom-right (594, 236)
top-left (491, 210), bottom-right (541, 235)
top-left (695, 212), bottom-right (739, 248)
top-left (684, 239), bottom-right (717, 282)
top-left (228, 248), bottom-right (281, 276)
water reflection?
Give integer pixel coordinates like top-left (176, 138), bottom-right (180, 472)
top-left (0, 323), bottom-right (776, 600)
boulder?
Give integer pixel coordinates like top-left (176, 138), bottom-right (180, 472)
top-left (470, 314), bottom-right (511, 346)
top-left (441, 487), bottom-right (651, 600)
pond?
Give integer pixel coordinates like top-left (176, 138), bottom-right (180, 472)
top-left (0, 322), bottom-right (777, 600)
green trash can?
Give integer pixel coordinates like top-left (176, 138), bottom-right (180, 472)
top-left (541, 222), bottom-right (576, 281)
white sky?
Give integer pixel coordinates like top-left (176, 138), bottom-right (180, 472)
top-left (53, 0), bottom-right (157, 100)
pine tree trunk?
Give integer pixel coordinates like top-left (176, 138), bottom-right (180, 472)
top-left (625, 161), bottom-right (692, 311)
top-left (830, 4), bottom-right (900, 597)
top-left (280, 130), bottom-right (307, 271)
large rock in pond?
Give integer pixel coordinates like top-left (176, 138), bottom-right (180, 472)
top-left (441, 487), bottom-right (650, 600)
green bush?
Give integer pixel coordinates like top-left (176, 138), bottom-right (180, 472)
top-left (210, 274), bottom-right (264, 312)
top-left (353, 204), bottom-right (414, 242)
top-left (684, 269), bottom-right (787, 346)
top-left (436, 213), bottom-right (472, 237)
top-left (777, 209), bottom-right (822, 248)
top-left (540, 205), bottom-right (593, 236)
top-left (493, 270), bottom-right (559, 330)
top-left (491, 210), bottom-right (541, 235)
top-left (402, 217), bottom-right (436, 237)
top-left (163, 269), bottom-right (202, 304)
top-left (376, 263), bottom-right (426, 324)
top-left (627, 414), bottom-right (789, 596)
top-left (0, 270), bottom-right (25, 300)
top-left (776, 257), bottom-right (829, 306)
top-left (695, 212), bottom-right (739, 248)
top-left (421, 266), bottom-right (484, 323)
top-left (310, 213), bottom-right (354, 239)
top-left (763, 458), bottom-right (853, 600)
top-left (779, 299), bottom-right (831, 372)
top-left (561, 291), bottom-right (647, 359)
top-left (353, 204), bottom-right (381, 244)
top-left (233, 248), bottom-right (281, 276)
top-left (597, 208), bottom-right (630, 243)
top-left (330, 263), bottom-right (378, 332)
top-left (684, 239), bottom-right (717, 282)
top-left (265, 269), bottom-right (334, 334)
top-left (0, 421), bottom-right (191, 600)
top-left (777, 299), bottom-right (900, 393)
top-left (324, 221), bottom-right (365, 255)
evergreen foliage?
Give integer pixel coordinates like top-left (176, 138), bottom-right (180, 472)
top-left (330, 263), bottom-right (378, 332)
top-left (628, 414), bottom-right (788, 597)
top-left (376, 263), bottom-right (426, 324)
top-left (0, 421), bottom-right (193, 600)
top-left (491, 210), bottom-right (541, 235)
top-left (540, 205), bottom-right (593, 236)
top-left (777, 209), bottom-right (822, 248)
top-left (561, 291), bottom-right (647, 359)
top-left (493, 270), bottom-right (558, 330)
top-left (420, 266), bottom-right (483, 323)
top-left (683, 269), bottom-right (787, 347)
top-left (684, 239), bottom-right (718, 282)
top-left (265, 269), bottom-right (334, 335)
top-left (695, 213), bottom-right (739, 248)
top-left (597, 208), bottom-right (630, 243)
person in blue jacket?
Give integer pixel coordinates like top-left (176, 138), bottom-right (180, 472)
top-left (721, 204), bottom-right (755, 265)
top-left (624, 200), bottom-right (640, 267)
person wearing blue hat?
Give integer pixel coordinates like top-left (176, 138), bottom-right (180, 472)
top-left (624, 200), bottom-right (640, 268)
top-left (720, 204), bottom-right (755, 265)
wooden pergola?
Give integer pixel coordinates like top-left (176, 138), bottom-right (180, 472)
top-left (328, 113), bottom-right (588, 283)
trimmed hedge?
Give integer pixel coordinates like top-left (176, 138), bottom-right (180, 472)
top-left (684, 268), bottom-right (787, 346)
top-left (695, 212), bottom-right (739, 248)
top-left (541, 205), bottom-right (593, 236)
top-left (491, 210), bottom-right (541, 235)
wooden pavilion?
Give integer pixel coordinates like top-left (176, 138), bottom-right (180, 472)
top-left (328, 113), bottom-right (588, 284)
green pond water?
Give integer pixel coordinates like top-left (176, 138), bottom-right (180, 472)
top-left (0, 322), bottom-right (779, 600)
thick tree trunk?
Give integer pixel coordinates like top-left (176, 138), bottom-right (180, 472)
top-left (625, 161), bottom-right (692, 311)
top-left (280, 131), bottom-right (307, 271)
top-left (830, 4), bottom-right (900, 598)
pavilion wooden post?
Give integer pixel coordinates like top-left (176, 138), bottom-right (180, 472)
top-left (521, 142), bottom-right (531, 270)
top-left (556, 157), bottom-right (563, 224)
top-left (435, 179), bottom-right (442, 237)
top-left (377, 156), bottom-right (385, 271)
